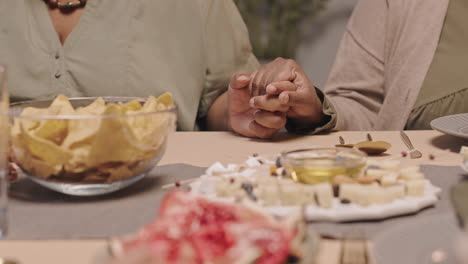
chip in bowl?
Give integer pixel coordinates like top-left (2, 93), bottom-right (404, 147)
top-left (10, 94), bottom-right (176, 195)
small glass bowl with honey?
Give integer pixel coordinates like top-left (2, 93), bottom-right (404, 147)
top-left (281, 147), bottom-right (367, 185)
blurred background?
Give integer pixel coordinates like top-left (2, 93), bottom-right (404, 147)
top-left (234, 0), bottom-right (359, 88)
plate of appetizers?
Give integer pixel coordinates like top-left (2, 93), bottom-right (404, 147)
top-left (190, 148), bottom-right (441, 222)
top-left (101, 191), bottom-right (320, 264)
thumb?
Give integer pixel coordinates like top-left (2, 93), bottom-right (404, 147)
top-left (228, 72), bottom-right (253, 116)
top-left (229, 72), bottom-right (251, 90)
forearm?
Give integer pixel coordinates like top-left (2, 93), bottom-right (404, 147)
top-left (205, 91), bottom-right (229, 131)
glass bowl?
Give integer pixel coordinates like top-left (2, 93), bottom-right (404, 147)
top-left (9, 97), bottom-right (177, 196)
top-left (281, 147), bottom-right (367, 185)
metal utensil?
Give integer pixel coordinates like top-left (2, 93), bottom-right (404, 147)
top-left (337, 136), bottom-right (354, 148)
top-left (400, 131), bottom-right (422, 159)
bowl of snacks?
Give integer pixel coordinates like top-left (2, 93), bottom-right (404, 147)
top-left (281, 147), bottom-right (367, 185)
top-left (9, 93), bottom-right (177, 196)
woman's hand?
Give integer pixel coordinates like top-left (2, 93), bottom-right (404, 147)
top-left (249, 58), bottom-right (325, 129)
top-left (227, 72), bottom-right (286, 139)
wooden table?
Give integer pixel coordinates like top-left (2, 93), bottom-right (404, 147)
top-left (0, 130), bottom-right (465, 264)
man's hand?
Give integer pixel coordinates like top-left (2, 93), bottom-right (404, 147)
top-left (249, 58), bottom-right (324, 128)
top-left (228, 72), bottom-right (286, 139)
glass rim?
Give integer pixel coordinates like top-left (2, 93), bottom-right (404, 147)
top-left (9, 96), bottom-right (177, 120)
top-left (281, 147), bottom-right (367, 159)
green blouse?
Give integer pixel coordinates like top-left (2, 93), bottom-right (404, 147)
top-left (406, 0), bottom-right (468, 130)
top-left (0, 0), bottom-right (259, 131)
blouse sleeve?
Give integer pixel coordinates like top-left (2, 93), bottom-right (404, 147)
top-left (196, 0), bottom-right (260, 120)
top-left (324, 0), bottom-right (388, 130)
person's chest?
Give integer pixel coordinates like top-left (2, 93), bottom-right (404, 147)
top-left (0, 0), bottom-right (207, 129)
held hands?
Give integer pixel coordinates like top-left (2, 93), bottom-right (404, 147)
top-left (227, 58), bottom-right (324, 139)
top-left (228, 72), bottom-right (286, 139)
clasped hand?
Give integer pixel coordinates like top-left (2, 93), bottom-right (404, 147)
top-left (228, 58), bottom-right (324, 139)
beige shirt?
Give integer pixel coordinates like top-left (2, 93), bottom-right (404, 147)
top-left (0, 0), bottom-right (259, 131)
top-left (407, 0), bottom-right (468, 130)
top-left (322, 0), bottom-right (449, 131)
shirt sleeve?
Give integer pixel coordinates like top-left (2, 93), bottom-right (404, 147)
top-left (197, 0), bottom-right (260, 120)
top-left (323, 0), bottom-right (388, 130)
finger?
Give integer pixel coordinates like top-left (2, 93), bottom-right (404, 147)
top-left (270, 58), bottom-right (298, 82)
top-left (278, 91), bottom-right (307, 106)
top-left (250, 70), bottom-right (267, 97)
top-left (229, 72), bottom-right (251, 90)
top-left (250, 95), bottom-right (289, 112)
top-left (266, 81), bottom-right (297, 95)
top-left (253, 110), bottom-right (287, 129)
top-left (248, 120), bottom-right (278, 139)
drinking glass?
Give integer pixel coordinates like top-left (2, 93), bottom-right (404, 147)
top-left (0, 65), bottom-right (9, 237)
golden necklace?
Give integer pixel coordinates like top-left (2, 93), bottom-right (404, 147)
top-left (44, 0), bottom-right (87, 9)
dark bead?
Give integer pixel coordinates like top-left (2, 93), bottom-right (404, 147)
top-left (333, 185), bottom-right (340, 197)
top-left (340, 198), bottom-right (351, 204)
top-left (275, 156), bottom-right (282, 168)
top-left (241, 182), bottom-right (254, 194)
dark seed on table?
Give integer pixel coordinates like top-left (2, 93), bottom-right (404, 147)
top-left (247, 193), bottom-right (258, 201)
top-left (252, 153), bottom-right (259, 157)
top-left (340, 198), bottom-right (351, 204)
top-left (401, 151), bottom-right (408, 157)
top-left (258, 159), bottom-right (264, 164)
top-left (275, 156), bottom-right (282, 168)
top-left (175, 181), bottom-right (181, 188)
top-left (429, 154), bottom-right (435, 160)
top-left (229, 178), bottom-right (235, 184)
top-left (271, 172), bottom-right (278, 177)
top-left (241, 182), bottom-right (254, 193)
top-left (282, 169), bottom-right (287, 177)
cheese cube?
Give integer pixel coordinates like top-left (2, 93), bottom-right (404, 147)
top-left (302, 185), bottom-right (316, 205)
top-left (381, 173), bottom-right (398, 187)
top-left (315, 183), bottom-right (333, 208)
top-left (279, 184), bottom-right (303, 206)
top-left (399, 166), bottom-right (422, 180)
top-left (368, 186), bottom-right (392, 204)
top-left (387, 184), bottom-right (406, 200)
top-left (339, 184), bottom-right (359, 202)
top-left (258, 184), bottom-right (280, 206)
top-left (255, 176), bottom-right (278, 186)
top-left (379, 159), bottom-right (401, 171)
top-left (400, 171), bottom-right (425, 181)
top-left (406, 180), bottom-right (425, 197)
top-left (460, 146), bottom-right (468, 159)
top-left (355, 185), bottom-right (371, 206)
top-left (215, 179), bottom-right (243, 197)
top-left (366, 169), bottom-right (389, 180)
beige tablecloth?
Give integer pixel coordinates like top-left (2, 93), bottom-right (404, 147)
top-left (0, 130), bottom-right (466, 264)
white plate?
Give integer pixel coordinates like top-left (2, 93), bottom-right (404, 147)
top-left (372, 214), bottom-right (460, 264)
top-left (190, 180), bottom-right (441, 222)
top-left (431, 113), bottom-right (468, 140)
